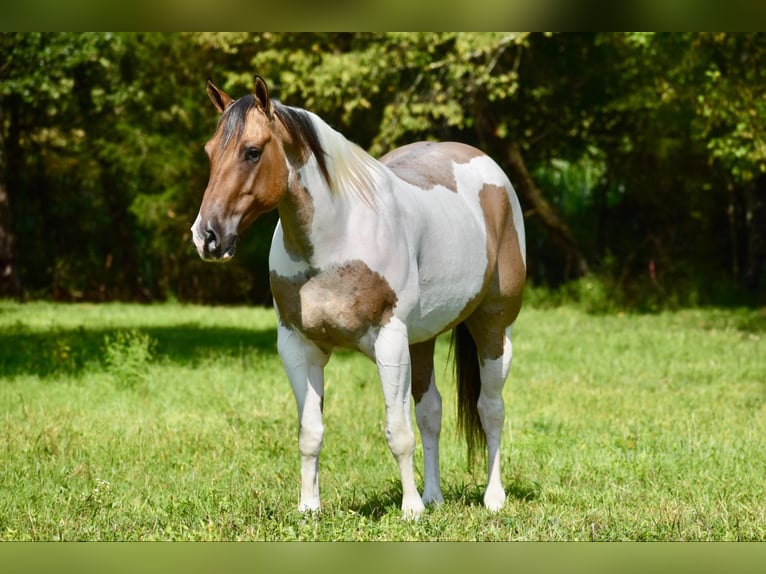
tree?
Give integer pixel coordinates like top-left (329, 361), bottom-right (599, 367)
top-left (1, 33), bottom-right (242, 300)
top-left (582, 33), bottom-right (766, 301)
top-left (0, 105), bottom-right (20, 296)
top-left (241, 32), bottom-right (591, 280)
top-left (2, 33), bottom-right (764, 305)
top-left (682, 33), bottom-right (766, 290)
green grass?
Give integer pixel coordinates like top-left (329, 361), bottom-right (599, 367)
top-left (0, 300), bottom-right (764, 540)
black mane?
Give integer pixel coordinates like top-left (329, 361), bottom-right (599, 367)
top-left (273, 101), bottom-right (331, 187)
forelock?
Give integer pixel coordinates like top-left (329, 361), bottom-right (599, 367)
top-left (217, 94), bottom-right (256, 151)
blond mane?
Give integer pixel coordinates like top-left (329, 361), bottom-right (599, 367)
top-left (313, 118), bottom-right (384, 207)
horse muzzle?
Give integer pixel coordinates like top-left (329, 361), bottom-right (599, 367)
top-left (191, 215), bottom-right (239, 261)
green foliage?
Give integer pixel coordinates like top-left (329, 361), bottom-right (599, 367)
top-left (243, 32), bottom-right (528, 155)
top-left (102, 329), bottom-right (155, 390)
top-left (1, 302), bottom-right (764, 540)
top-left (1, 33), bottom-right (765, 305)
top-left (525, 276), bottom-right (622, 315)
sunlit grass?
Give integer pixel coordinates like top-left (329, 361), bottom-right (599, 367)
top-left (0, 301), bottom-right (764, 540)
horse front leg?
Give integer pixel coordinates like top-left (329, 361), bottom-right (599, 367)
top-left (374, 317), bottom-right (425, 519)
top-left (277, 324), bottom-right (329, 513)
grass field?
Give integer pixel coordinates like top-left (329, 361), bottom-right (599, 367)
top-left (0, 300), bottom-right (764, 541)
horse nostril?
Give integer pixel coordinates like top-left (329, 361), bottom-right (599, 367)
top-left (205, 225), bottom-right (218, 249)
top-left (199, 221), bottom-right (236, 260)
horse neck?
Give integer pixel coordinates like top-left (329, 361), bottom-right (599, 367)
top-left (277, 117), bottom-right (385, 261)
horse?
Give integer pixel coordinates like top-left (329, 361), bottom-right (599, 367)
top-left (191, 76), bottom-right (526, 519)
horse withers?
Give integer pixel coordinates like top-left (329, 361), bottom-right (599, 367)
top-left (191, 76), bottom-right (526, 519)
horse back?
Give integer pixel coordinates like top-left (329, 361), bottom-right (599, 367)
top-left (381, 141), bottom-right (526, 340)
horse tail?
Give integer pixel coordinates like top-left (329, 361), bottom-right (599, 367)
top-left (452, 322), bottom-right (485, 464)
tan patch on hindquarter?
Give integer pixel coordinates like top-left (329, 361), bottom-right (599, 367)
top-left (270, 260), bottom-right (398, 352)
top-left (381, 141), bottom-right (484, 192)
top-left (464, 183), bottom-right (526, 360)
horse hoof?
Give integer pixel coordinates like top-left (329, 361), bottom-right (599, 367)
top-left (421, 490), bottom-right (444, 506)
top-left (483, 489), bottom-right (506, 512)
top-left (401, 498), bottom-right (426, 520)
top-left (298, 500), bottom-right (321, 513)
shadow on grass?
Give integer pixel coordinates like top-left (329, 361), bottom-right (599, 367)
top-left (0, 323), bottom-right (278, 379)
top-left (348, 474), bottom-right (539, 519)
top-left (350, 484), bottom-right (405, 520)
top-left (441, 475), bottom-right (539, 507)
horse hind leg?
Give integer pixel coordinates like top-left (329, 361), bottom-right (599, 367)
top-left (410, 339), bottom-right (444, 506)
top-left (459, 320), bottom-right (515, 512)
top-left (476, 326), bottom-right (514, 511)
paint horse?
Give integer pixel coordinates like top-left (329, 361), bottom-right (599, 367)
top-left (191, 76), bottom-right (526, 519)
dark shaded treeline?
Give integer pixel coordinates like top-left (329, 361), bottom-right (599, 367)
top-left (1, 33), bottom-right (764, 308)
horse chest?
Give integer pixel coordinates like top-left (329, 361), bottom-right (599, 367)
top-left (270, 260), bottom-right (398, 352)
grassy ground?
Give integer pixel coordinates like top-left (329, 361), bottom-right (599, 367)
top-left (0, 300), bottom-right (764, 540)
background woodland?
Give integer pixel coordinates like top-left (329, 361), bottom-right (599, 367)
top-left (1, 33), bottom-right (764, 308)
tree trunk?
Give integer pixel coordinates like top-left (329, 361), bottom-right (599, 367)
top-left (0, 105), bottom-right (21, 297)
top-left (745, 180), bottom-right (766, 294)
top-left (504, 142), bottom-right (590, 279)
top-left (473, 101), bottom-right (590, 280)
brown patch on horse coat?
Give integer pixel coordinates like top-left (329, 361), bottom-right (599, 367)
top-left (278, 183), bottom-right (315, 260)
top-left (271, 260), bottom-right (398, 352)
top-left (271, 113), bottom-right (319, 260)
top-left (409, 339), bottom-right (436, 404)
top-left (381, 142), bottom-right (483, 192)
top-left (464, 183), bottom-right (526, 361)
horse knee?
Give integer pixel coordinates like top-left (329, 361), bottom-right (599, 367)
top-left (299, 423), bottom-right (324, 456)
top-left (386, 422), bottom-right (416, 459)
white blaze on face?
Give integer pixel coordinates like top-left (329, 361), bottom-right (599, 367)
top-left (190, 212), bottom-right (205, 257)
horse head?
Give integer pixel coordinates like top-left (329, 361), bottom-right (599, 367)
top-left (191, 76), bottom-right (288, 261)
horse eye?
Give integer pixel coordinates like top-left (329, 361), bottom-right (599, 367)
top-left (244, 147), bottom-right (262, 162)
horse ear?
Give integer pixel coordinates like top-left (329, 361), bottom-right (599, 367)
top-left (207, 80), bottom-right (233, 114)
top-left (254, 75), bottom-right (273, 119)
